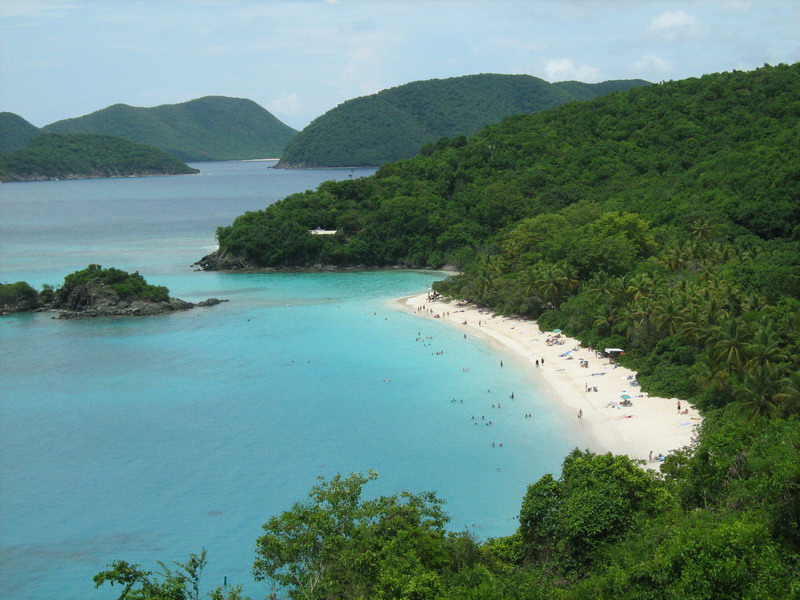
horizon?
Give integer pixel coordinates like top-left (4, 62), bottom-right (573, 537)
top-left (1, 0), bottom-right (799, 130)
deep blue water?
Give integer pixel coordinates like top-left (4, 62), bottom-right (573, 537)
top-left (0, 162), bottom-right (583, 599)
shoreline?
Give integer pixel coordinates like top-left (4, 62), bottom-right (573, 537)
top-left (394, 292), bottom-right (701, 469)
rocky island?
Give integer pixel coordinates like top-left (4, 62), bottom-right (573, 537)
top-left (0, 265), bottom-right (225, 318)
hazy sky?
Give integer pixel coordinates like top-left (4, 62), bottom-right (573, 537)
top-left (1, 0), bottom-right (798, 129)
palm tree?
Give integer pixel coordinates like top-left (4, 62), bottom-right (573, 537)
top-left (744, 317), bottom-right (787, 369)
top-left (689, 216), bottom-right (715, 241)
top-left (775, 371), bottom-right (800, 417)
top-left (692, 351), bottom-right (730, 395)
top-left (531, 261), bottom-right (579, 309)
top-left (709, 315), bottom-right (750, 376)
top-left (473, 254), bottom-right (503, 302)
top-left (731, 363), bottom-right (783, 419)
top-left (651, 294), bottom-right (684, 337)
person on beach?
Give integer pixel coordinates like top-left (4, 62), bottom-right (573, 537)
top-left (578, 409), bottom-right (583, 419)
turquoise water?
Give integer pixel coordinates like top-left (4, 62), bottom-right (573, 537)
top-left (0, 162), bottom-right (581, 599)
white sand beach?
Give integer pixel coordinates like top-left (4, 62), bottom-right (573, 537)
top-left (395, 292), bottom-right (702, 469)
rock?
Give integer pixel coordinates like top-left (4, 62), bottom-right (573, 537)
top-left (196, 298), bottom-right (228, 307)
top-left (193, 250), bottom-right (254, 271)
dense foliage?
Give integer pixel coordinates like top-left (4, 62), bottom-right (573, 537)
top-left (101, 64), bottom-right (800, 598)
top-left (43, 96), bottom-right (297, 162)
top-left (59, 264), bottom-right (169, 302)
top-left (2, 264), bottom-right (172, 312)
top-left (0, 111), bottom-right (40, 152)
top-left (97, 451), bottom-right (800, 599)
top-left (0, 133), bottom-right (199, 181)
top-left (277, 74), bottom-right (648, 167)
top-left (0, 280), bottom-right (40, 311)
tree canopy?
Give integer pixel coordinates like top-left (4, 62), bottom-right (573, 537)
top-left (43, 96), bottom-right (297, 162)
top-left (277, 74), bottom-right (649, 167)
top-left (0, 111), bottom-right (40, 152)
top-left (0, 133), bottom-right (199, 181)
top-left (98, 63), bottom-right (800, 599)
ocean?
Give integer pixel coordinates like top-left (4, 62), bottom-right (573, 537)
top-left (0, 161), bottom-right (582, 599)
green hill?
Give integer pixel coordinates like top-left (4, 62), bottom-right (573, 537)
top-left (42, 96), bottom-right (297, 162)
top-left (276, 73), bottom-right (650, 167)
top-left (0, 133), bottom-right (199, 181)
top-left (0, 112), bottom-right (40, 152)
top-left (188, 63), bottom-right (800, 600)
top-left (209, 64), bottom-right (798, 269)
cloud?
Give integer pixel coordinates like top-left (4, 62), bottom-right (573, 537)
top-left (543, 57), bottom-right (600, 82)
top-left (633, 54), bottom-right (672, 74)
top-left (648, 10), bottom-right (700, 40)
top-left (268, 92), bottom-right (301, 115)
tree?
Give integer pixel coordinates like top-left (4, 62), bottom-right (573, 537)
top-left (519, 450), bottom-right (670, 572)
top-left (93, 549), bottom-right (246, 600)
top-left (253, 471), bottom-right (468, 600)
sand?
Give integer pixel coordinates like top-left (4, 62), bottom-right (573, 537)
top-left (394, 292), bottom-right (702, 469)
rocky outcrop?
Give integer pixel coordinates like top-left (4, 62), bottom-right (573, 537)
top-left (193, 250), bottom-right (256, 271)
top-left (1, 268), bottom-right (228, 319)
top-left (53, 283), bottom-right (226, 319)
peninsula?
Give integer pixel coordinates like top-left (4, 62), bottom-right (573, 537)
top-left (0, 133), bottom-right (198, 182)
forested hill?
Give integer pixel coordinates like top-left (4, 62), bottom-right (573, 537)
top-left (0, 112), bottom-right (40, 152)
top-left (205, 61), bottom-right (799, 422)
top-left (42, 96), bottom-right (297, 162)
top-left (0, 133), bottom-right (199, 181)
top-left (209, 64), bottom-right (798, 271)
top-left (127, 64), bottom-right (800, 599)
top-left (276, 73), bottom-right (649, 167)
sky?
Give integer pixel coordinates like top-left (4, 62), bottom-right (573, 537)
top-left (1, 0), bottom-right (798, 130)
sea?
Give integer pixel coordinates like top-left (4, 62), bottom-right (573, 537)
top-left (0, 161), bottom-right (584, 599)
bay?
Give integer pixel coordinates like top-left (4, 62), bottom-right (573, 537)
top-left (0, 162), bottom-right (582, 599)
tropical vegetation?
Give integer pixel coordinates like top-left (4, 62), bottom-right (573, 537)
top-left (277, 73), bottom-right (649, 167)
top-left (42, 96), bottom-right (297, 162)
top-left (0, 111), bottom-right (40, 152)
top-left (0, 133), bottom-right (199, 181)
top-left (1, 265), bottom-right (169, 312)
top-left (99, 63), bottom-right (800, 598)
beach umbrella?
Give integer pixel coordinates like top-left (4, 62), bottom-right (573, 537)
top-left (620, 394), bottom-right (631, 400)
top-left (552, 328), bottom-right (561, 333)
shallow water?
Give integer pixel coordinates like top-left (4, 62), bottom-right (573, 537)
top-left (0, 162), bottom-right (583, 599)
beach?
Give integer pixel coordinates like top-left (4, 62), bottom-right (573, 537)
top-left (395, 292), bottom-right (702, 469)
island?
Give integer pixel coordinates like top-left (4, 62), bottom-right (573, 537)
top-left (0, 265), bottom-right (225, 318)
top-left (0, 133), bottom-right (199, 182)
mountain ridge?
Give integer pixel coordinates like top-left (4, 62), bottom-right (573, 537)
top-left (0, 112), bottom-right (41, 152)
top-left (276, 73), bottom-right (651, 168)
top-left (42, 96), bottom-right (297, 162)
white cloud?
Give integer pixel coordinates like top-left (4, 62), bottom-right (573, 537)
top-left (648, 10), bottom-right (700, 40)
top-left (543, 57), bottom-right (600, 82)
top-left (633, 54), bottom-right (672, 74)
top-left (268, 92), bottom-right (301, 115)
